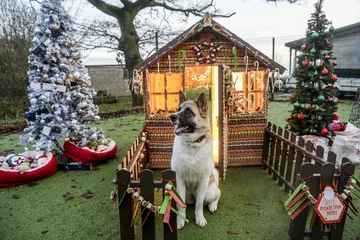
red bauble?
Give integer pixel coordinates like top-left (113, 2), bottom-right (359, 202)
top-left (297, 113), bottom-right (305, 120)
top-left (324, 55), bottom-right (331, 60)
top-left (302, 59), bottom-right (309, 67)
top-left (333, 113), bottom-right (339, 121)
top-left (331, 74), bottom-right (338, 81)
top-left (291, 94), bottom-right (295, 99)
top-left (324, 18), bottom-right (328, 22)
top-left (321, 128), bottom-right (328, 136)
top-left (326, 40), bottom-right (331, 45)
top-left (333, 61), bottom-right (338, 66)
top-left (333, 124), bottom-right (341, 131)
top-left (315, 12), bottom-right (319, 16)
top-left (330, 85), bottom-right (337, 89)
top-left (333, 97), bottom-right (339, 102)
top-left (327, 97), bottom-right (333, 103)
top-left (301, 44), bottom-right (307, 50)
top-left (321, 68), bottom-right (329, 76)
top-left (308, 105), bottom-right (314, 109)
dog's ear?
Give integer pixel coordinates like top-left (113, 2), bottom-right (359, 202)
top-left (196, 93), bottom-right (208, 117)
top-left (179, 90), bottom-right (188, 104)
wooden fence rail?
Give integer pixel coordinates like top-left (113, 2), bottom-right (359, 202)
top-left (118, 130), bottom-right (149, 180)
top-left (117, 169), bottom-right (177, 240)
top-left (262, 122), bottom-right (356, 239)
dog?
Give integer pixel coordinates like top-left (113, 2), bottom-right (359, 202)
top-left (170, 90), bottom-right (221, 229)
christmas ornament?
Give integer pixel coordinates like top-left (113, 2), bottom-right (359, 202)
top-left (302, 60), bottom-right (309, 68)
top-left (308, 105), bottom-right (314, 109)
top-left (333, 124), bottom-right (341, 131)
top-left (329, 26), bottom-right (335, 32)
top-left (327, 97), bottom-right (333, 103)
top-left (324, 55), bottom-right (330, 60)
top-left (331, 85), bottom-right (336, 89)
top-left (311, 32), bottom-right (319, 40)
top-left (333, 97), bottom-right (338, 104)
top-left (313, 71), bottom-right (319, 76)
top-left (331, 74), bottom-right (338, 82)
top-left (301, 44), bottom-right (307, 50)
top-left (30, 98), bottom-right (38, 105)
top-left (326, 40), bottom-right (331, 45)
top-left (317, 95), bottom-right (325, 102)
top-left (310, 48), bottom-right (316, 54)
top-left (333, 61), bottom-right (338, 66)
top-left (324, 18), bottom-right (328, 22)
top-left (321, 128), bottom-right (328, 136)
top-left (297, 113), bottom-right (305, 120)
top-left (293, 102), bottom-right (301, 109)
top-left (43, 74), bottom-right (49, 79)
top-left (321, 68), bottom-right (329, 76)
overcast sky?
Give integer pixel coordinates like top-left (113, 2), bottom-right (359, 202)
top-left (75, 0), bottom-right (360, 70)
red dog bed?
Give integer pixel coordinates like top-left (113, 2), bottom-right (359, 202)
top-left (0, 151), bottom-right (57, 187)
top-left (63, 140), bottom-right (117, 165)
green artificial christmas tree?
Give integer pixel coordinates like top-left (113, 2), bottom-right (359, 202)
top-left (287, 0), bottom-right (338, 136)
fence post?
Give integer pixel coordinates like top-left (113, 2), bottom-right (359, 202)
top-left (162, 169), bottom-right (177, 240)
top-left (279, 129), bottom-right (289, 187)
top-left (140, 170), bottom-right (156, 240)
top-left (285, 132), bottom-right (296, 192)
top-left (293, 137), bottom-right (305, 187)
top-left (273, 126), bottom-right (283, 181)
top-left (330, 158), bottom-right (355, 240)
top-left (268, 124), bottom-right (277, 175)
top-left (262, 122), bottom-right (271, 170)
top-left (117, 169), bottom-right (134, 240)
top-left (288, 162), bottom-right (317, 240)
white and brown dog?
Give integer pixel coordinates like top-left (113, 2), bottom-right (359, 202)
top-left (170, 91), bottom-right (221, 229)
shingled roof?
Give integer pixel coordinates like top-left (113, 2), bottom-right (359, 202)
top-left (135, 15), bottom-right (286, 73)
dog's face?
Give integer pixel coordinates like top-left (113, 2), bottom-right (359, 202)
top-left (170, 91), bottom-right (209, 136)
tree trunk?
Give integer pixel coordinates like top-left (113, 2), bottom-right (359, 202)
top-left (118, 12), bottom-right (143, 107)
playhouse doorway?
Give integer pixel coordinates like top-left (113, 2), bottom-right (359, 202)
top-left (185, 66), bottom-right (223, 165)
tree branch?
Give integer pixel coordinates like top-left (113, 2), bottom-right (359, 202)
top-left (87, 0), bottom-right (122, 18)
top-left (147, 0), bottom-right (235, 18)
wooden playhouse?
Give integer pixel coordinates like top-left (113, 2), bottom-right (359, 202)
top-left (132, 14), bottom-right (285, 179)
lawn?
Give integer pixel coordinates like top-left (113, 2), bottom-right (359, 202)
top-left (0, 100), bottom-right (359, 240)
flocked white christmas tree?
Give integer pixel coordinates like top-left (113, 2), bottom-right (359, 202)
top-left (21, 0), bottom-right (106, 152)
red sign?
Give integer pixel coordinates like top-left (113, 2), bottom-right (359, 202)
top-left (315, 187), bottom-right (345, 224)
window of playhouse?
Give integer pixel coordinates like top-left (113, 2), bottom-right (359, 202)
top-left (231, 71), bottom-right (265, 114)
top-left (185, 66), bottom-right (212, 90)
top-left (149, 72), bottom-right (182, 115)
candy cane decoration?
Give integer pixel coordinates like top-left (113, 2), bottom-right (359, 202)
top-left (254, 61), bottom-right (259, 85)
top-left (157, 60), bottom-right (160, 86)
top-left (244, 55), bottom-right (249, 73)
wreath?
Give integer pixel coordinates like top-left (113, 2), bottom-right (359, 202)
top-left (192, 41), bottom-right (221, 65)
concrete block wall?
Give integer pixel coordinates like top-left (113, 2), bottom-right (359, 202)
top-left (86, 65), bottom-right (130, 96)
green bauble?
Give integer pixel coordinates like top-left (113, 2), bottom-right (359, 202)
top-left (317, 95), bottom-right (325, 102)
top-left (293, 102), bottom-right (301, 109)
top-left (329, 26), bottom-right (335, 32)
top-left (285, 125), bottom-right (289, 129)
top-left (333, 99), bottom-right (338, 104)
top-left (311, 32), bottom-right (319, 40)
top-left (301, 83), bottom-right (305, 87)
top-left (292, 72), bottom-right (296, 77)
top-left (314, 71), bottom-right (319, 76)
top-left (310, 48), bottom-right (316, 54)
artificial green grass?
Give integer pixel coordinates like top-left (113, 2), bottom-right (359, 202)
top-left (1, 101), bottom-right (359, 240)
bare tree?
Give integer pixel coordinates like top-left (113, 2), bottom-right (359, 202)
top-left (83, 0), bottom-right (302, 105)
top-left (82, 0), bottom-right (234, 105)
top-left (0, 0), bottom-right (36, 118)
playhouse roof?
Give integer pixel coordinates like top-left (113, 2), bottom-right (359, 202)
top-left (135, 15), bottom-right (286, 73)
top-left (285, 21), bottom-right (360, 51)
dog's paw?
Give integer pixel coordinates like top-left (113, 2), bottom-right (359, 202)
top-left (208, 201), bottom-right (218, 212)
top-left (177, 217), bottom-right (185, 229)
top-left (195, 215), bottom-right (207, 228)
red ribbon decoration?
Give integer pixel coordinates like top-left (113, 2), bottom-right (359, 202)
top-left (167, 190), bottom-right (186, 208)
top-left (163, 198), bottom-right (173, 233)
top-left (291, 200), bottom-right (311, 220)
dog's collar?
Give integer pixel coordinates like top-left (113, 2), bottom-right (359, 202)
top-left (193, 135), bottom-right (206, 143)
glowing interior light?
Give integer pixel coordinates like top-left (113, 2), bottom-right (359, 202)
top-left (211, 67), bottom-right (219, 164)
